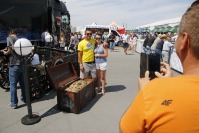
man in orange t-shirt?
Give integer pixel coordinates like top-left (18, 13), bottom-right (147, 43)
top-left (120, 1), bottom-right (199, 133)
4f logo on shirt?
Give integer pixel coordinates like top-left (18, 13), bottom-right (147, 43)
top-left (86, 42), bottom-right (93, 49)
top-left (161, 100), bottom-right (173, 106)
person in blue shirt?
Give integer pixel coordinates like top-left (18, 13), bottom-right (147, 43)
top-left (94, 34), bottom-right (108, 95)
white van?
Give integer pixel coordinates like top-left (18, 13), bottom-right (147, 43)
top-left (81, 25), bottom-right (121, 43)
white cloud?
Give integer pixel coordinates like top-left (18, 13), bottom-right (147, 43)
top-left (63, 0), bottom-right (194, 29)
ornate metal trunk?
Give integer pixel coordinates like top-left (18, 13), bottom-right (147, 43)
top-left (47, 62), bottom-right (95, 113)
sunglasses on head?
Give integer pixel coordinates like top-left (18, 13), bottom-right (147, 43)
top-left (86, 33), bottom-right (92, 36)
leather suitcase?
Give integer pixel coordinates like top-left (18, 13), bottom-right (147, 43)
top-left (46, 62), bottom-right (95, 114)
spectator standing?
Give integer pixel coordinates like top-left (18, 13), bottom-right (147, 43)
top-left (73, 33), bottom-right (79, 51)
top-left (120, 1), bottom-right (199, 132)
top-left (41, 27), bottom-right (50, 47)
top-left (129, 33), bottom-right (137, 54)
top-left (65, 31), bottom-right (70, 47)
top-left (2, 30), bottom-right (26, 109)
top-left (69, 33), bottom-right (75, 51)
top-left (162, 36), bottom-right (173, 63)
top-left (102, 32), bottom-right (108, 42)
top-left (59, 31), bottom-right (66, 49)
top-left (78, 29), bottom-right (96, 79)
top-left (155, 34), bottom-right (167, 55)
top-left (69, 33), bottom-right (79, 51)
top-left (77, 32), bottom-right (82, 42)
top-left (94, 34), bottom-right (108, 95)
top-left (108, 31), bottom-right (116, 52)
top-left (151, 34), bottom-right (161, 51)
top-left (143, 34), bottom-right (149, 48)
top-left (52, 32), bottom-right (58, 48)
top-left (122, 32), bottom-right (129, 55)
top-left (147, 34), bottom-right (156, 47)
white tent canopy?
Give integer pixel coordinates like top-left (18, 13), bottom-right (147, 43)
top-left (137, 17), bottom-right (181, 29)
top-left (84, 25), bottom-right (117, 30)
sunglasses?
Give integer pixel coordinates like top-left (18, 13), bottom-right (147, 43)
top-left (86, 33), bottom-right (92, 36)
top-left (186, 0), bottom-right (199, 12)
top-left (95, 38), bottom-right (101, 40)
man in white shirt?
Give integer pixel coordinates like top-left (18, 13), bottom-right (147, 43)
top-left (162, 37), bottom-right (173, 63)
top-left (41, 28), bottom-right (50, 46)
top-left (122, 32), bottom-right (129, 55)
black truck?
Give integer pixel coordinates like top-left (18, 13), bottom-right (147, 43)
top-left (0, 0), bottom-right (71, 49)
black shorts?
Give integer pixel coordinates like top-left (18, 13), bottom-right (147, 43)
top-left (123, 42), bottom-right (129, 48)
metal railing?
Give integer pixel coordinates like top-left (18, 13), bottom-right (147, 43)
top-left (0, 47), bottom-right (79, 100)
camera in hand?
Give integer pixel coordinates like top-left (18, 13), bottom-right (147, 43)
top-left (140, 52), bottom-right (161, 80)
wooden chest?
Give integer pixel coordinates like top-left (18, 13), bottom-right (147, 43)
top-left (47, 62), bottom-right (96, 114)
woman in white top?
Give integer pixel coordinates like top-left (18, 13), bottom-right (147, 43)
top-left (129, 34), bottom-right (137, 54)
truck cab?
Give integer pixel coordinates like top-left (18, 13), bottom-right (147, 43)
top-left (0, 0), bottom-right (71, 49)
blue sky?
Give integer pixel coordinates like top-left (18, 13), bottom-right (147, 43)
top-left (64, 0), bottom-right (194, 29)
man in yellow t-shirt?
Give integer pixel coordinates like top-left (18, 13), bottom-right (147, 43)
top-left (120, 1), bottom-right (199, 133)
top-left (78, 29), bottom-right (96, 79)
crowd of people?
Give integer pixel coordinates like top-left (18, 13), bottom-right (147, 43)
top-left (40, 26), bottom-right (140, 58)
top-left (141, 32), bottom-right (177, 63)
top-left (41, 29), bottom-right (81, 52)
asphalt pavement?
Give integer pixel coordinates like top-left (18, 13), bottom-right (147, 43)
top-left (0, 46), bottom-right (180, 133)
